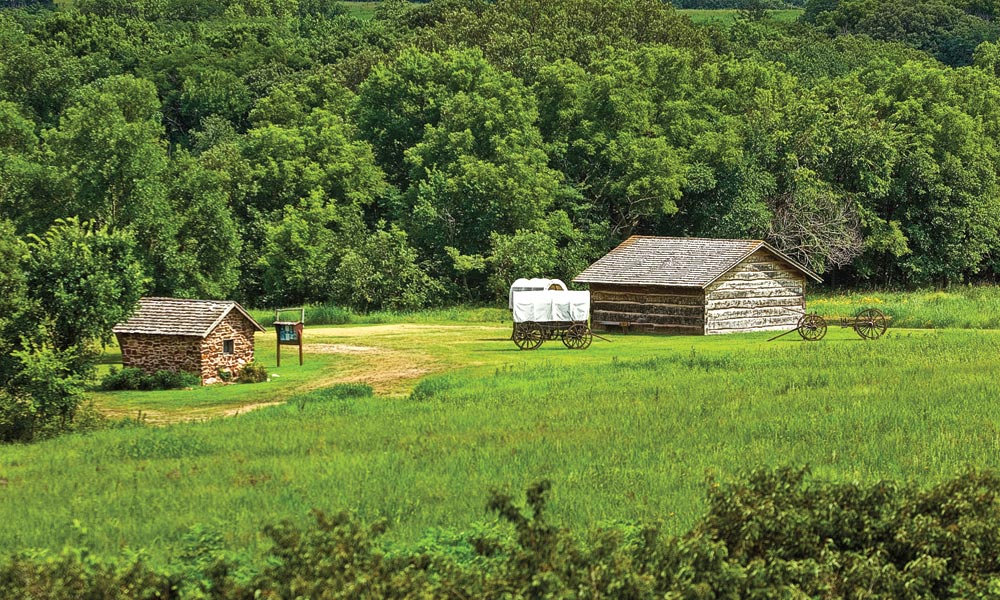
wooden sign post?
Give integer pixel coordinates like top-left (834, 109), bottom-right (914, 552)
top-left (274, 307), bottom-right (305, 367)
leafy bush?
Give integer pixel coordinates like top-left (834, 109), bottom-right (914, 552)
top-left (100, 367), bottom-right (200, 391)
top-left (237, 361), bottom-right (267, 384)
top-left (10, 470), bottom-right (1000, 597)
top-left (0, 547), bottom-right (173, 600)
top-left (316, 383), bottom-right (374, 400)
top-left (408, 376), bottom-right (456, 402)
top-left (0, 344), bottom-right (86, 443)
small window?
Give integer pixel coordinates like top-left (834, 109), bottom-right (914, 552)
top-left (223, 339), bottom-right (235, 355)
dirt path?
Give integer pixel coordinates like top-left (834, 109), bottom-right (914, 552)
top-left (220, 401), bottom-right (284, 418)
top-left (94, 322), bottom-right (505, 424)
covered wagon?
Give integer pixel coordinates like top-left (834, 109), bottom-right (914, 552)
top-left (509, 283), bottom-right (592, 350)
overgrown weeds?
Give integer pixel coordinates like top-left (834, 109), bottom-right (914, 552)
top-left (9, 470), bottom-right (1000, 598)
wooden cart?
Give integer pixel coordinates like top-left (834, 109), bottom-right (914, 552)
top-left (769, 307), bottom-right (890, 342)
top-left (512, 321), bottom-right (592, 350)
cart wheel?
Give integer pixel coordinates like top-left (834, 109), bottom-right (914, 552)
top-left (562, 324), bottom-right (593, 350)
top-left (853, 308), bottom-right (887, 340)
top-left (797, 314), bottom-right (827, 341)
top-left (513, 322), bottom-right (543, 350)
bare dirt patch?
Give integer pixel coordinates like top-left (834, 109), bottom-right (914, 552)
top-left (310, 343), bottom-right (382, 354)
top-left (221, 401), bottom-right (284, 418)
top-left (337, 366), bottom-right (433, 390)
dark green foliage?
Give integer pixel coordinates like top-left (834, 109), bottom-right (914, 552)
top-left (678, 0), bottom-right (799, 6)
top-left (0, 344), bottom-right (85, 442)
top-left (806, 0), bottom-right (1000, 65)
top-left (22, 218), bottom-right (146, 355)
top-left (236, 360), bottom-right (267, 383)
top-left (0, 218), bottom-right (145, 442)
top-left (100, 367), bottom-right (200, 391)
top-left (9, 470), bottom-right (1000, 597)
top-left (0, 546), bottom-right (175, 600)
top-left (2, 0), bottom-right (1000, 303)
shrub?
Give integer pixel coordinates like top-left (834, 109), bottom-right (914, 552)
top-left (100, 367), bottom-right (199, 391)
top-left (316, 383), bottom-right (373, 400)
top-left (238, 361), bottom-right (267, 384)
top-left (11, 470), bottom-right (1000, 597)
top-left (408, 376), bottom-right (455, 401)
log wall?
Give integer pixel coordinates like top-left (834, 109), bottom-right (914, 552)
top-left (590, 284), bottom-right (704, 335)
top-left (703, 249), bottom-right (806, 335)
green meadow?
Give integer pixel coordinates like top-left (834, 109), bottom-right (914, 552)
top-left (4, 289), bottom-right (1000, 566)
top-left (340, 1), bottom-right (380, 19)
top-left (337, 2), bottom-right (805, 25)
top-left (679, 8), bottom-right (803, 25)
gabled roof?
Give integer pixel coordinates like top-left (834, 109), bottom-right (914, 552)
top-left (112, 297), bottom-right (266, 338)
top-left (573, 236), bottom-right (822, 288)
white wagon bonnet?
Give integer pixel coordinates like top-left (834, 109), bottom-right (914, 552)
top-left (508, 278), bottom-right (568, 309)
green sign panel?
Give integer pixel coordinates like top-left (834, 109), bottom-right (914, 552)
top-left (276, 322), bottom-right (301, 344)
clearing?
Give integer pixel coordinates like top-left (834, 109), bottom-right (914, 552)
top-left (3, 299), bottom-right (1000, 565)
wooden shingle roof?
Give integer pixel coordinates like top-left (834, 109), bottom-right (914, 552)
top-left (573, 236), bottom-right (822, 288)
top-left (112, 297), bottom-right (266, 338)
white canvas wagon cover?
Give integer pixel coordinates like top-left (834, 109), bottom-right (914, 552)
top-left (508, 278), bottom-right (568, 309)
top-left (512, 290), bottom-right (590, 323)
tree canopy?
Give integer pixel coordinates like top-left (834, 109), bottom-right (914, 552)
top-left (1, 0), bottom-right (999, 316)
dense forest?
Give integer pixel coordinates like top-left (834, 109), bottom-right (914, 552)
top-left (2, 0), bottom-right (1000, 311)
top-left (3, 0), bottom-right (1000, 436)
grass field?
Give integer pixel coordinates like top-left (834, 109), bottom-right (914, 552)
top-left (4, 288), bottom-right (1000, 567)
top-left (679, 8), bottom-right (803, 25)
top-left (336, 2), bottom-right (805, 25)
top-left (340, 1), bottom-right (380, 19)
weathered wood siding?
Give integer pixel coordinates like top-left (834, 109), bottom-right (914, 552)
top-left (703, 249), bottom-right (806, 335)
top-left (590, 284), bottom-right (704, 334)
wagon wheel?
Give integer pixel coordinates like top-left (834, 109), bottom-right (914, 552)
top-left (513, 322), bottom-right (544, 350)
top-left (797, 314), bottom-right (827, 341)
top-left (853, 308), bottom-right (888, 340)
top-left (562, 324), bottom-right (593, 350)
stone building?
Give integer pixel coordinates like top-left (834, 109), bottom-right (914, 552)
top-left (574, 236), bottom-right (822, 335)
top-left (113, 297), bottom-right (266, 384)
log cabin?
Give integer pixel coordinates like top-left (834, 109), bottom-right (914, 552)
top-left (573, 236), bottom-right (822, 335)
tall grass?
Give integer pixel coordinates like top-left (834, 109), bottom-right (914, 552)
top-left (250, 285), bottom-right (1000, 329)
top-left (3, 327), bottom-right (1000, 566)
top-left (679, 8), bottom-right (803, 25)
top-left (249, 305), bottom-right (508, 327)
top-left (810, 286), bottom-right (1000, 329)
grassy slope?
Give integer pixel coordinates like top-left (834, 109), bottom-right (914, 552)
top-left (810, 287), bottom-right (1000, 329)
top-left (4, 294), bottom-right (1000, 563)
top-left (337, 3), bottom-right (804, 24)
top-left (680, 8), bottom-right (803, 25)
top-left (90, 317), bottom-right (509, 422)
top-left (341, 1), bottom-right (380, 19)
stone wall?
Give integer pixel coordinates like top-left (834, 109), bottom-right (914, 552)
top-left (116, 333), bottom-right (202, 377)
top-left (200, 310), bottom-right (258, 384)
